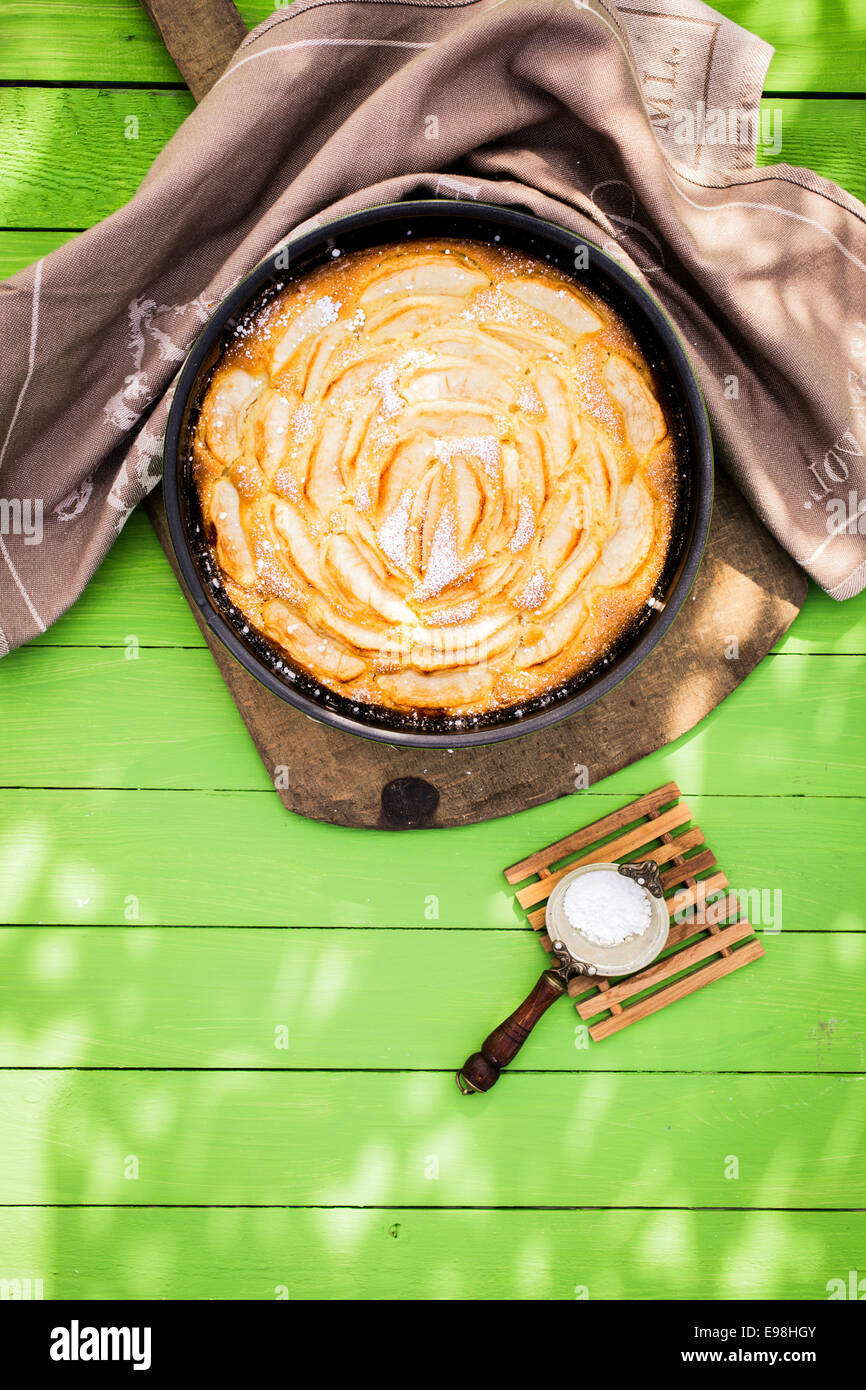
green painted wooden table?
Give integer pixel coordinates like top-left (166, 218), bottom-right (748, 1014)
top-left (1, 0), bottom-right (865, 1302)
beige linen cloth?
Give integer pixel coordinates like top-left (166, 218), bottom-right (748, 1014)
top-left (2, 0), bottom-right (866, 656)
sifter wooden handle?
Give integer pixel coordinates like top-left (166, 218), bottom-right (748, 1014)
top-left (139, 0), bottom-right (247, 100)
top-left (456, 967), bottom-right (569, 1093)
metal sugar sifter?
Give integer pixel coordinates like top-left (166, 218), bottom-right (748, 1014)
top-left (456, 861), bottom-right (669, 1094)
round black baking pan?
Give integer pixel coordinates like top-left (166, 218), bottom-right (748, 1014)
top-left (163, 199), bottom-right (713, 748)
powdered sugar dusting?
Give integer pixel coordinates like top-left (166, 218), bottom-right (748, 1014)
top-left (514, 568), bottom-right (550, 610)
top-left (290, 402), bottom-right (314, 442)
top-left (415, 500), bottom-right (460, 599)
top-left (428, 600), bottom-right (479, 626)
top-left (517, 381), bottom-right (543, 415)
top-left (399, 347), bottom-right (436, 370)
top-left (319, 296), bottom-right (340, 324)
top-left (374, 365), bottom-right (403, 418)
top-left (354, 478), bottom-right (373, 513)
top-left (433, 434), bottom-right (502, 479)
top-left (510, 494), bottom-right (536, 553)
top-left (377, 486), bottom-right (414, 573)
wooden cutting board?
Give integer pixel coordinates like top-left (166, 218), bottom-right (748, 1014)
top-left (141, 0), bottom-right (807, 830)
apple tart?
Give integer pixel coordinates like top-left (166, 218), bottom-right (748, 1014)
top-left (193, 239), bottom-right (679, 716)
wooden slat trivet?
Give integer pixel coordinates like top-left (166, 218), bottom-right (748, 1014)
top-left (504, 782), bottom-right (765, 1041)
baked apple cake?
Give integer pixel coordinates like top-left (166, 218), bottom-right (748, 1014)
top-left (192, 238), bottom-right (679, 716)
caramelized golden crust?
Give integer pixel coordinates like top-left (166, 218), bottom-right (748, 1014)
top-left (193, 239), bottom-right (678, 715)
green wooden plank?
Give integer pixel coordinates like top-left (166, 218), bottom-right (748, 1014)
top-left (0, 229), bottom-right (76, 277)
top-left (0, 788), bottom-right (862, 929)
top-left (0, 1070), bottom-right (861, 1206)
top-left (721, 0), bottom-right (866, 94)
top-left (0, 87), bottom-right (194, 227)
top-left (1, 647), bottom-right (865, 794)
top-left (0, 927), bottom-right (859, 1071)
top-left (1, 89), bottom-right (864, 230)
top-left (0, 0), bottom-right (863, 93)
top-left (0, 648), bottom-right (269, 790)
top-left (0, 1204), bottom-right (859, 1300)
top-left (773, 584), bottom-right (866, 654)
top-left (756, 97), bottom-right (866, 199)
